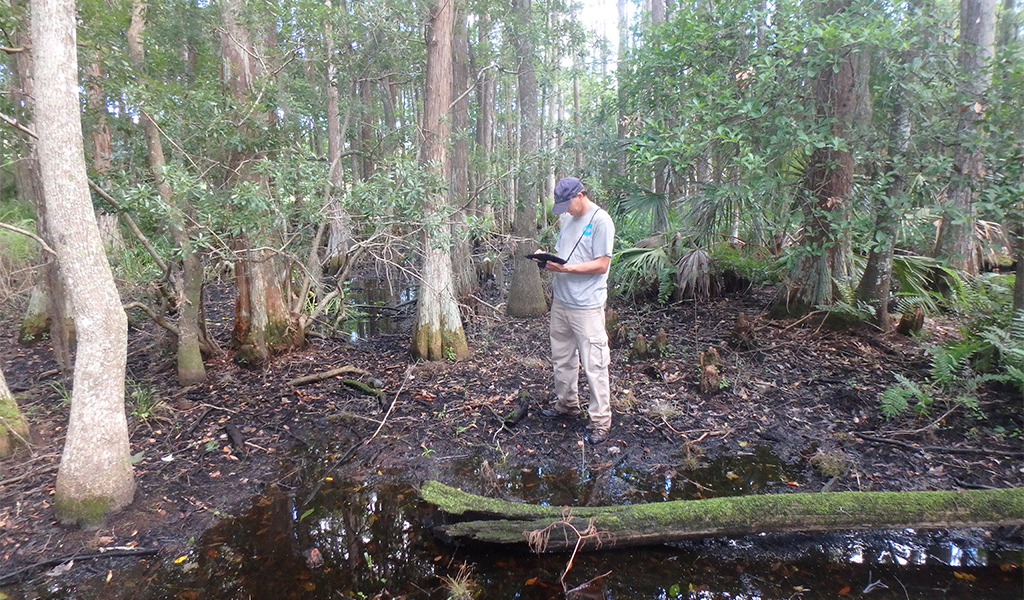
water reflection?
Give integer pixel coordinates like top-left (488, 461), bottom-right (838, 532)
top-left (18, 471), bottom-right (1022, 600)
top-left (449, 445), bottom-right (797, 506)
top-left (341, 278), bottom-right (415, 341)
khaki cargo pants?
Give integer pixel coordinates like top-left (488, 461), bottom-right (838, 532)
top-left (549, 299), bottom-right (612, 432)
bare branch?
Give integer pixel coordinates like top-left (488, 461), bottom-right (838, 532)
top-left (0, 110), bottom-right (37, 138)
top-left (88, 181), bottom-right (169, 273)
top-left (0, 221), bottom-right (54, 256)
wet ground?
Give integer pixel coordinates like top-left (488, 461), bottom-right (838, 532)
top-left (1, 279), bottom-right (1022, 598)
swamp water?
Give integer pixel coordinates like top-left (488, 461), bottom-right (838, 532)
top-left (26, 448), bottom-right (1022, 600)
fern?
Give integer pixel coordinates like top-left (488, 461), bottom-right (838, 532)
top-left (927, 341), bottom-right (984, 388)
top-left (976, 315), bottom-right (1024, 396)
top-left (880, 374), bottom-right (931, 419)
top-left (821, 298), bottom-right (875, 323)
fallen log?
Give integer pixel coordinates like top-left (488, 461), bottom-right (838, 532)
top-left (421, 481), bottom-right (1024, 552)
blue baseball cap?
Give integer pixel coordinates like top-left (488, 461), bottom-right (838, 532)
top-left (553, 177), bottom-right (583, 214)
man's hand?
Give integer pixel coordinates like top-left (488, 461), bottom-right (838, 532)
top-left (546, 255), bottom-right (610, 275)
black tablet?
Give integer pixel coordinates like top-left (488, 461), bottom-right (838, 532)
top-left (525, 252), bottom-right (566, 265)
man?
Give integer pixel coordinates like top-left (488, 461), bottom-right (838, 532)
top-left (533, 177), bottom-right (615, 444)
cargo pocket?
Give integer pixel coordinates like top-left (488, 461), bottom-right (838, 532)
top-left (586, 335), bottom-right (610, 370)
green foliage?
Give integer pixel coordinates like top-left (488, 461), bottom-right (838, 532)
top-left (927, 341), bottom-right (985, 389)
top-left (880, 374), bottom-right (932, 419)
top-left (709, 244), bottom-right (783, 288)
top-left (880, 314), bottom-right (1023, 420)
top-left (127, 379), bottom-right (168, 426)
top-left (612, 245), bottom-right (674, 302)
top-left (976, 315), bottom-right (1024, 397)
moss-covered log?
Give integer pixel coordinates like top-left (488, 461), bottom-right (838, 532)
top-left (421, 481), bottom-right (1024, 552)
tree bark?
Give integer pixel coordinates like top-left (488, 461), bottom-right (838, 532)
top-left (219, 0), bottom-right (299, 366)
top-left (450, 4), bottom-right (475, 298)
top-left (323, 0), bottom-right (354, 277)
top-left (471, 11), bottom-right (495, 225)
top-left (0, 366), bottom-right (30, 457)
top-left (411, 0), bottom-right (469, 361)
top-left (934, 0), bottom-right (997, 275)
top-left (505, 0), bottom-right (548, 318)
top-left (773, 0), bottom-right (861, 317)
top-left (9, 0), bottom-right (73, 365)
top-left (32, 0), bottom-right (135, 525)
top-left (856, 0), bottom-right (927, 329)
top-left (1013, 221), bottom-right (1024, 316)
top-left (422, 481), bottom-right (1024, 552)
top-left (127, 0), bottom-right (208, 386)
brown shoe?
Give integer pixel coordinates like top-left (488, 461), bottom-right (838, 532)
top-left (539, 407), bottom-right (580, 420)
top-left (586, 429), bottom-right (609, 444)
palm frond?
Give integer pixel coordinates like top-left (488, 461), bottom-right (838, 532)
top-left (675, 247), bottom-right (718, 300)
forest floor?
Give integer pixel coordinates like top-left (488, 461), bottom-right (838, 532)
top-left (1, 278), bottom-right (1022, 591)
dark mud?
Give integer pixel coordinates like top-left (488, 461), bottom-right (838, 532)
top-left (1, 281), bottom-right (1022, 596)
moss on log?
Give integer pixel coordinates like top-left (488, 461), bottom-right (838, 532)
top-left (420, 481), bottom-right (1024, 552)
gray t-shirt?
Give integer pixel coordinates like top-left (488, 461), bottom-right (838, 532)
top-left (552, 205), bottom-right (615, 309)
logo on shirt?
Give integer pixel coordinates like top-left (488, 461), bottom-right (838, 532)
top-left (583, 224), bottom-right (593, 236)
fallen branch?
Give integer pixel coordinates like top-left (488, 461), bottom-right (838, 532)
top-left (0, 547), bottom-right (159, 586)
top-left (286, 366), bottom-right (369, 387)
top-left (366, 365), bottom-right (413, 443)
top-left (854, 432), bottom-right (1024, 458)
top-left (0, 462), bottom-right (58, 487)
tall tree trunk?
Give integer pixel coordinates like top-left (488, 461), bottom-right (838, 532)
top-left (573, 73), bottom-right (583, 170)
top-left (997, 0), bottom-right (1017, 47)
top-left (934, 0), bottom-right (997, 274)
top-left (10, 0), bottom-right (73, 365)
top-left (472, 12), bottom-right (495, 224)
top-left (615, 0), bottom-right (628, 177)
top-left (1014, 222), bottom-right (1024, 316)
top-left (856, 0), bottom-right (926, 329)
top-left (450, 4), bottom-right (475, 298)
top-left (411, 0), bottom-right (469, 361)
top-left (324, 0), bottom-right (354, 276)
top-left (773, 0), bottom-right (860, 317)
top-left (651, 0), bottom-right (666, 24)
top-left (33, 0), bottom-right (135, 525)
top-left (127, 0), bottom-right (208, 386)
top-left (358, 77), bottom-right (374, 181)
top-left (220, 0), bottom-right (298, 366)
top-left (0, 366), bottom-right (30, 457)
top-left (506, 0), bottom-right (548, 318)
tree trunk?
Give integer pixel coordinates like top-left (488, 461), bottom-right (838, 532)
top-left (127, 0), bottom-right (207, 386)
top-left (773, 0), bottom-right (860, 318)
top-left (220, 0), bottom-right (299, 366)
top-left (450, 5), bottom-right (475, 298)
top-left (1013, 221), bottom-right (1024, 316)
top-left (411, 0), bottom-right (469, 361)
top-left (422, 481), bottom-right (1024, 552)
top-left (615, 0), bottom-right (628, 177)
top-left (472, 12), bottom-right (495, 225)
top-left (32, 0), bottom-right (135, 525)
top-left (324, 0), bottom-right (354, 276)
top-left (0, 366), bottom-right (30, 457)
top-left (934, 0), bottom-right (997, 275)
top-left (856, 0), bottom-right (926, 329)
top-left (9, 0), bottom-right (73, 365)
top-left (506, 0), bottom-right (548, 318)
top-left (85, 58), bottom-right (112, 177)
